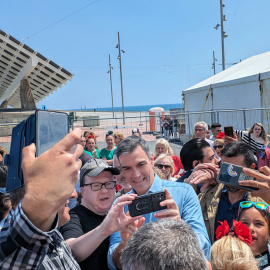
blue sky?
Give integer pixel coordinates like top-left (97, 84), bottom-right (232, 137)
top-left (1, 0), bottom-right (270, 110)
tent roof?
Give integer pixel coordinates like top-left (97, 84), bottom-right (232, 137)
top-left (183, 51), bottom-right (270, 93)
top-left (0, 29), bottom-right (74, 108)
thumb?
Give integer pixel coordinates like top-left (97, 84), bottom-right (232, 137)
top-left (137, 217), bottom-right (145, 228)
top-left (164, 188), bottom-right (172, 200)
top-left (22, 143), bottom-right (37, 161)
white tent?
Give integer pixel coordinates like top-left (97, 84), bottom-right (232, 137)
top-left (182, 51), bottom-right (270, 133)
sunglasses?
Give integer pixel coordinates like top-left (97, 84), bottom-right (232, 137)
top-left (213, 145), bottom-right (224, 149)
top-left (106, 131), bottom-right (113, 136)
top-left (155, 164), bottom-right (171, 170)
top-left (240, 201), bottom-right (269, 211)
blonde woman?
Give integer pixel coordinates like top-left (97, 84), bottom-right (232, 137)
top-left (114, 132), bottom-right (124, 146)
top-left (154, 138), bottom-right (184, 177)
top-left (153, 154), bottom-right (176, 181)
top-left (235, 123), bottom-right (269, 153)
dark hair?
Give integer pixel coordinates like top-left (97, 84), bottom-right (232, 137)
top-left (180, 138), bottom-right (210, 171)
top-left (9, 186), bottom-right (25, 208)
top-left (115, 136), bottom-right (150, 159)
top-left (211, 123), bottom-right (222, 130)
top-left (221, 141), bottom-right (254, 168)
top-left (0, 193), bottom-right (11, 220)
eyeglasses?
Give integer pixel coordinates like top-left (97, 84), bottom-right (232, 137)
top-left (240, 201), bottom-right (269, 211)
top-left (213, 145), bottom-right (224, 149)
top-left (155, 164), bottom-right (171, 170)
top-left (83, 181), bottom-right (116, 191)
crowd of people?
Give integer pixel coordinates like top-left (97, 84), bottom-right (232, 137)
top-left (1, 120), bottom-right (270, 269)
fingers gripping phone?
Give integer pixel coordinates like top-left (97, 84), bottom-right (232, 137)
top-left (128, 191), bottom-right (167, 217)
top-left (217, 162), bottom-right (259, 192)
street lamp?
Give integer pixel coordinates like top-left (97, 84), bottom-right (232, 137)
top-left (107, 54), bottom-right (115, 118)
top-left (116, 31), bottom-right (125, 125)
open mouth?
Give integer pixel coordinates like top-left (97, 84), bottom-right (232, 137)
top-left (100, 197), bottom-right (109, 201)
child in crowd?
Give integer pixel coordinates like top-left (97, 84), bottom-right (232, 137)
top-left (238, 201), bottom-right (270, 270)
top-left (210, 219), bottom-right (258, 270)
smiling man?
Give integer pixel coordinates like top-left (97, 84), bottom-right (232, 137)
top-left (108, 136), bottom-right (211, 270)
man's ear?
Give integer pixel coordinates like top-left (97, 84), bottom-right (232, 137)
top-left (80, 187), bottom-right (84, 197)
top-left (250, 163), bottom-right (256, 169)
top-left (192, 160), bottom-right (200, 169)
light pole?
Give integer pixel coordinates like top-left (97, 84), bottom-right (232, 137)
top-left (212, 51), bottom-right (217, 75)
top-left (116, 31), bottom-right (125, 125)
top-left (107, 54), bottom-right (115, 118)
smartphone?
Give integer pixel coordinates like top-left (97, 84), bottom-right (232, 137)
top-left (128, 191), bottom-right (167, 217)
top-left (217, 162), bottom-right (259, 192)
top-left (35, 110), bottom-right (68, 156)
top-left (224, 126), bottom-right (234, 137)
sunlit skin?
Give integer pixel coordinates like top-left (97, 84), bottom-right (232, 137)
top-left (156, 143), bottom-right (166, 155)
top-left (155, 157), bottom-right (172, 179)
top-left (79, 137), bottom-right (86, 148)
top-left (114, 136), bottom-right (121, 146)
top-left (202, 147), bottom-right (219, 164)
top-left (113, 158), bottom-right (132, 192)
top-left (212, 127), bottom-right (222, 138)
top-left (253, 125), bottom-right (262, 138)
top-left (205, 130), bottom-right (211, 139)
top-left (84, 132), bottom-right (90, 140)
top-left (106, 135), bottom-right (115, 150)
top-left (194, 124), bottom-right (206, 139)
top-left (86, 138), bottom-right (96, 152)
top-left (239, 207), bottom-right (270, 255)
top-left (213, 142), bottom-right (224, 158)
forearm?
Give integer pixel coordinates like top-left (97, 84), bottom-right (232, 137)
top-left (106, 159), bottom-right (114, 166)
top-left (66, 225), bottom-right (108, 262)
top-left (112, 241), bottom-right (126, 269)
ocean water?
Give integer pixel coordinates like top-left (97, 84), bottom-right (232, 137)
top-left (74, 103), bottom-right (183, 112)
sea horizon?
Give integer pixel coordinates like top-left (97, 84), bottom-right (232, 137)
top-left (71, 103), bottom-right (183, 112)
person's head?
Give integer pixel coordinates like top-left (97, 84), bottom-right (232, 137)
top-left (0, 165), bottom-right (8, 188)
top-left (58, 189), bottom-right (77, 227)
top-left (121, 219), bottom-right (209, 270)
top-left (113, 153), bottom-right (132, 190)
top-left (0, 147), bottom-right (7, 163)
top-left (210, 234), bottom-right (258, 270)
top-left (86, 138), bottom-right (95, 152)
top-left (154, 154), bottom-right (174, 180)
top-left (114, 136), bottom-right (153, 195)
top-left (154, 138), bottom-right (173, 158)
top-left (9, 186), bottom-right (25, 209)
top-left (249, 123), bottom-right (268, 143)
top-left (194, 122), bottom-right (208, 139)
top-left (83, 131), bottom-right (90, 139)
top-left (79, 136), bottom-right (86, 148)
top-left (0, 192), bottom-right (11, 220)
top-left (213, 139), bottom-right (225, 158)
top-left (211, 123), bottom-right (222, 139)
top-left (206, 125), bottom-right (211, 139)
top-left (238, 201), bottom-right (270, 255)
top-left (105, 131), bottom-right (114, 147)
top-left (180, 138), bottom-right (218, 171)
top-left (79, 159), bottom-right (120, 215)
top-left (132, 128), bottom-right (141, 137)
top-left (114, 132), bottom-right (124, 146)
top-left (221, 142), bottom-right (255, 169)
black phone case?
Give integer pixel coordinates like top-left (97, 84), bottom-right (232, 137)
top-left (128, 191), bottom-right (167, 217)
top-left (217, 162), bottom-right (259, 192)
top-left (224, 126), bottom-right (233, 137)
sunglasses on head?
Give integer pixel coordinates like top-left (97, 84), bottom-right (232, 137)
top-left (213, 145), bottom-right (224, 149)
top-left (106, 131), bottom-right (113, 136)
top-left (155, 164), bottom-right (171, 170)
top-left (240, 201), bottom-right (269, 211)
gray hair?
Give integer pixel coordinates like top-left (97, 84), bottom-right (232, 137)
top-left (121, 219), bottom-right (208, 270)
top-left (194, 121), bottom-right (208, 131)
top-left (115, 136), bottom-right (151, 159)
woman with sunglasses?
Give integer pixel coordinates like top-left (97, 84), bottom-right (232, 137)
top-left (100, 131), bottom-right (117, 166)
top-left (213, 139), bottom-right (224, 160)
top-left (239, 201), bottom-right (270, 269)
top-left (153, 154), bottom-right (176, 181)
top-left (114, 132), bottom-right (124, 146)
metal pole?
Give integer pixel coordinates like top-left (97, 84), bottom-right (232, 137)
top-left (117, 32), bottom-right (125, 125)
top-left (220, 0), bottom-right (225, 70)
top-left (108, 54), bottom-right (115, 118)
top-left (213, 51), bottom-right (216, 75)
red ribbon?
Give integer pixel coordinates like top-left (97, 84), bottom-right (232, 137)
top-left (88, 135), bottom-right (94, 139)
top-left (215, 219), bottom-right (252, 246)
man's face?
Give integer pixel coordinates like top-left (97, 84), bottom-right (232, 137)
top-left (81, 171), bottom-right (115, 216)
top-left (114, 157), bottom-right (132, 190)
top-left (202, 147), bottom-right (218, 164)
top-left (212, 127), bottom-right (222, 138)
top-left (119, 146), bottom-right (154, 195)
top-left (194, 124), bottom-right (206, 139)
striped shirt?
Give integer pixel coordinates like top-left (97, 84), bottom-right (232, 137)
top-left (0, 203), bottom-right (80, 270)
top-left (235, 130), bottom-right (265, 153)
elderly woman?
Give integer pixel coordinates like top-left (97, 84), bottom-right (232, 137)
top-left (153, 154), bottom-right (176, 181)
top-left (235, 123), bottom-right (269, 154)
top-left (213, 138), bottom-right (225, 160)
top-left (154, 138), bottom-right (184, 177)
